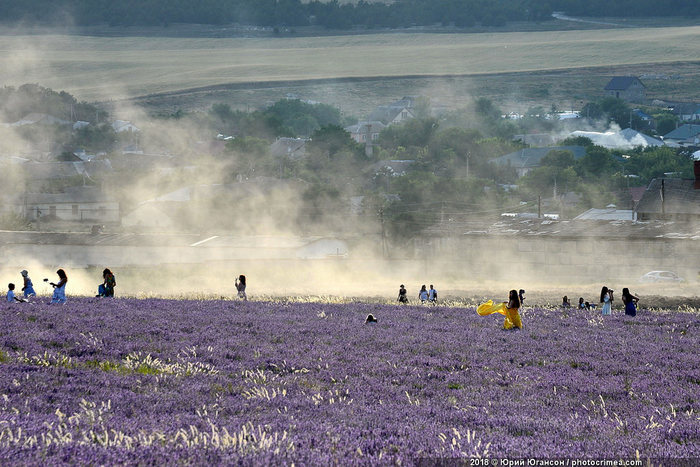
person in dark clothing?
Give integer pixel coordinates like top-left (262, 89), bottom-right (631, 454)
top-left (397, 284), bottom-right (408, 303)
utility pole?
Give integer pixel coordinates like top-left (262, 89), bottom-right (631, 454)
top-left (660, 179), bottom-right (665, 218)
top-left (379, 207), bottom-right (388, 259)
top-left (538, 195), bottom-right (542, 219)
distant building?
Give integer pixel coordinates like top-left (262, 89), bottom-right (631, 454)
top-left (569, 128), bottom-right (663, 149)
top-left (345, 121), bottom-right (386, 144)
top-left (12, 113), bottom-right (71, 127)
top-left (669, 103), bottom-right (700, 122)
top-left (604, 76), bottom-right (646, 102)
top-left (112, 120), bottom-right (140, 133)
top-left (574, 207), bottom-right (636, 221)
top-left (270, 137), bottom-right (308, 160)
top-left (635, 163), bottom-right (700, 221)
top-left (491, 146), bottom-right (587, 177)
top-left (662, 124), bottom-right (700, 147)
top-left (22, 186), bottom-right (119, 223)
top-left (368, 97), bottom-right (417, 125)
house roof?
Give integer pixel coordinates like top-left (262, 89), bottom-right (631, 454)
top-left (12, 113), bottom-right (71, 126)
top-left (670, 103), bottom-right (700, 115)
top-left (574, 208), bottom-right (635, 221)
top-left (24, 186), bottom-right (113, 205)
top-left (345, 121), bottom-right (386, 134)
top-left (569, 129), bottom-right (663, 149)
top-left (663, 124), bottom-right (700, 140)
top-left (368, 106), bottom-right (414, 125)
top-left (20, 160), bottom-right (112, 180)
top-left (604, 76), bottom-right (644, 91)
top-left (636, 178), bottom-right (700, 216)
top-left (367, 160), bottom-right (415, 176)
top-left (270, 137), bottom-right (308, 159)
top-left (491, 146), bottom-right (586, 169)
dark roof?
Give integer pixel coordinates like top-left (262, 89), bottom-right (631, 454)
top-left (663, 124), bottom-right (700, 140)
top-left (636, 178), bottom-right (700, 216)
top-left (604, 76), bottom-right (644, 91)
top-left (491, 146), bottom-right (587, 169)
top-left (670, 103), bottom-right (700, 115)
top-left (25, 187), bottom-right (113, 205)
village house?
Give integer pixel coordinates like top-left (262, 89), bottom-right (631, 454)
top-left (18, 186), bottom-right (119, 223)
top-left (490, 146), bottom-right (587, 177)
top-left (603, 76), bottom-right (646, 102)
top-left (669, 103), bottom-right (700, 122)
top-left (569, 128), bottom-right (663, 149)
top-left (345, 121), bottom-right (386, 144)
top-left (662, 124), bottom-right (700, 147)
top-left (270, 137), bottom-right (308, 160)
top-left (635, 159), bottom-right (700, 222)
top-left (11, 113), bottom-right (71, 127)
top-left (368, 98), bottom-right (416, 126)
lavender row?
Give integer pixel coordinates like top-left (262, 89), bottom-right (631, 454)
top-left (1, 298), bottom-right (699, 464)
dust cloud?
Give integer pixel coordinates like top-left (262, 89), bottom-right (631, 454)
top-left (0, 26), bottom-right (697, 304)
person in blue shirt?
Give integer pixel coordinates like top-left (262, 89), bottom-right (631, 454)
top-left (428, 285), bottom-right (438, 303)
top-left (7, 283), bottom-right (25, 302)
top-left (418, 285), bottom-right (429, 303)
top-left (50, 269), bottom-right (68, 304)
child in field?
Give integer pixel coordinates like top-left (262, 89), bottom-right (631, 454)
top-left (97, 268), bottom-right (116, 297)
top-left (418, 285), bottom-right (429, 303)
top-left (50, 269), bottom-right (68, 304)
top-left (562, 296), bottom-right (571, 308)
top-left (20, 270), bottom-right (36, 298)
top-left (7, 284), bottom-right (26, 303)
top-left (365, 314), bottom-right (378, 324)
top-left (477, 289), bottom-right (522, 330)
top-left (236, 274), bottom-right (247, 301)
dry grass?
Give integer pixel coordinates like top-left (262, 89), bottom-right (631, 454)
top-left (1, 26), bottom-right (698, 102)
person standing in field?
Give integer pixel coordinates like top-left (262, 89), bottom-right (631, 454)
top-left (397, 284), bottom-right (408, 303)
top-left (418, 285), bottom-right (429, 303)
top-left (98, 268), bottom-right (116, 297)
top-left (428, 284), bottom-right (438, 304)
top-left (50, 269), bottom-right (68, 304)
top-left (600, 286), bottom-right (612, 315)
top-left (477, 289), bottom-right (522, 330)
top-left (622, 288), bottom-right (639, 317)
top-left (20, 270), bottom-right (36, 298)
top-left (236, 274), bottom-right (247, 301)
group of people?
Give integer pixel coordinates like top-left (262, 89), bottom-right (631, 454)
top-left (397, 284), bottom-right (438, 304)
top-left (561, 286), bottom-right (639, 316)
top-left (6, 268), bottom-right (116, 304)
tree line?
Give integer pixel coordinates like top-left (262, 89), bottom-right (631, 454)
top-left (0, 0), bottom-right (693, 29)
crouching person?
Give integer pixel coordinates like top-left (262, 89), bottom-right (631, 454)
top-left (98, 268), bottom-right (116, 297)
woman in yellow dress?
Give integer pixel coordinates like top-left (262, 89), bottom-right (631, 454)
top-left (477, 289), bottom-right (522, 329)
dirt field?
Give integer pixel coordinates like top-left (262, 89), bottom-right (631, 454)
top-left (1, 25), bottom-right (698, 108)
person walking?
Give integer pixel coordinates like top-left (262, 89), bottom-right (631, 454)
top-left (418, 285), bottom-right (429, 303)
top-left (428, 284), bottom-right (438, 304)
top-left (20, 270), bottom-right (36, 298)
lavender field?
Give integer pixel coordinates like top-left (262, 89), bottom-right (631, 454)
top-left (1, 298), bottom-right (699, 464)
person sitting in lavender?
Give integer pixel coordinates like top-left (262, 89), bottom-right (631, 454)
top-left (7, 283), bottom-right (26, 303)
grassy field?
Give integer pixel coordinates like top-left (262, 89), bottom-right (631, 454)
top-left (1, 25), bottom-right (698, 109)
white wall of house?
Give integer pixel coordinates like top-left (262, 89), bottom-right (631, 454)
top-left (27, 202), bottom-right (120, 222)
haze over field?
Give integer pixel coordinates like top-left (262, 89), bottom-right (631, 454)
top-left (1, 26), bottom-right (698, 101)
